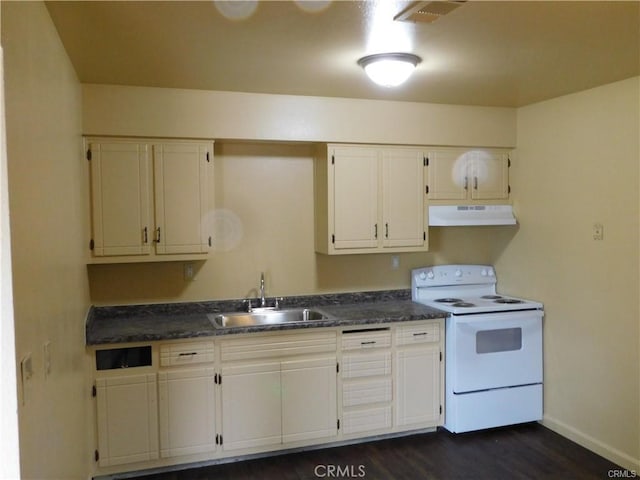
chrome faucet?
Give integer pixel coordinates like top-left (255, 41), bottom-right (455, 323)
top-left (259, 272), bottom-right (266, 307)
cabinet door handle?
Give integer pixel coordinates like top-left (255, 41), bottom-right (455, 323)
top-left (155, 227), bottom-right (161, 243)
top-left (385, 223), bottom-right (389, 238)
top-left (374, 223), bottom-right (378, 239)
top-left (143, 227), bottom-right (148, 244)
top-left (474, 176), bottom-right (478, 190)
top-left (464, 176), bottom-right (468, 190)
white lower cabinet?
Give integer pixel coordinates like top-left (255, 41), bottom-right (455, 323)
top-left (219, 330), bottom-right (338, 453)
top-left (157, 341), bottom-right (217, 458)
top-left (220, 361), bottom-right (283, 451)
top-left (95, 373), bottom-right (159, 467)
top-left (395, 321), bottom-right (444, 428)
top-left (92, 319), bottom-right (444, 476)
top-left (158, 367), bottom-right (217, 458)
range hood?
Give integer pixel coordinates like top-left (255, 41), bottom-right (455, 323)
top-left (428, 205), bottom-right (517, 226)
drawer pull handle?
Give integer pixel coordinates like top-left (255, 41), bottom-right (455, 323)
top-left (413, 332), bottom-right (428, 337)
top-left (178, 352), bottom-right (198, 357)
top-left (361, 341), bottom-right (376, 345)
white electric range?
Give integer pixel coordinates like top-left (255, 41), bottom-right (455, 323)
top-left (412, 265), bottom-right (544, 433)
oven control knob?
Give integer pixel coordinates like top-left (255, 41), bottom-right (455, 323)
top-left (427, 271), bottom-right (435, 279)
top-left (455, 269), bottom-right (462, 278)
top-left (419, 271), bottom-right (427, 280)
top-left (487, 268), bottom-right (495, 277)
top-left (481, 268), bottom-right (488, 276)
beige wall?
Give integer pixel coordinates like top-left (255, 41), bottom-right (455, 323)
top-left (2, 2), bottom-right (91, 479)
top-left (81, 83), bottom-right (516, 147)
top-left (493, 77), bottom-right (640, 470)
top-left (89, 140), bottom-right (500, 304)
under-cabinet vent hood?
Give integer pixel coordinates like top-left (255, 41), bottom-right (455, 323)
top-left (429, 205), bottom-right (517, 226)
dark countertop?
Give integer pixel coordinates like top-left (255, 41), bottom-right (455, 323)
top-left (86, 289), bottom-right (446, 346)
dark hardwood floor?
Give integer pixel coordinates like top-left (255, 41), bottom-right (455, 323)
top-left (129, 424), bottom-right (626, 480)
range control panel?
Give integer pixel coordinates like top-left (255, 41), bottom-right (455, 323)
top-left (412, 265), bottom-right (496, 288)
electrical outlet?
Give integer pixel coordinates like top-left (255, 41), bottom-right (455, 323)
top-left (391, 256), bottom-right (400, 270)
top-left (593, 223), bottom-right (604, 241)
top-left (184, 262), bottom-right (195, 281)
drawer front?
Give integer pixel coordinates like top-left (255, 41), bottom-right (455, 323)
top-left (342, 351), bottom-right (391, 379)
top-left (160, 341), bottom-right (214, 367)
top-left (341, 330), bottom-right (391, 351)
top-left (343, 378), bottom-right (392, 407)
top-left (342, 405), bottom-right (392, 435)
top-left (220, 331), bottom-right (337, 362)
top-left (396, 322), bottom-right (440, 346)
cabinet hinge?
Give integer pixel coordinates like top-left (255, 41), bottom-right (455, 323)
top-left (424, 156), bottom-right (429, 166)
top-left (440, 351), bottom-right (443, 362)
top-left (440, 405), bottom-right (443, 415)
top-left (89, 239), bottom-right (95, 251)
top-left (86, 149), bottom-right (92, 161)
top-left (92, 384), bottom-right (97, 397)
top-left (337, 419), bottom-right (340, 430)
top-left (331, 155), bottom-right (335, 165)
top-left (425, 185), bottom-right (429, 195)
top-left (423, 231), bottom-right (426, 241)
top-left (331, 234), bottom-right (335, 244)
top-left (508, 185), bottom-right (511, 194)
top-left (206, 151), bottom-right (211, 163)
top-left (94, 450), bottom-right (99, 462)
top-left (208, 236), bottom-right (212, 247)
top-left (508, 157), bottom-right (511, 168)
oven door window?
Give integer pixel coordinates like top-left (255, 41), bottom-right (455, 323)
top-left (476, 327), bottom-right (522, 354)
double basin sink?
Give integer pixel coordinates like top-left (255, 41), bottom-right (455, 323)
top-left (209, 307), bottom-right (332, 329)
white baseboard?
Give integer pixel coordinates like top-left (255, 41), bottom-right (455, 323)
top-left (542, 415), bottom-right (640, 472)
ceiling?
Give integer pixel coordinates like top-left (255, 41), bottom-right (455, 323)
top-left (45, 1), bottom-right (640, 108)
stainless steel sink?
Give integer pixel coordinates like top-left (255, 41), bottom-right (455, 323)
top-left (208, 308), bottom-right (330, 328)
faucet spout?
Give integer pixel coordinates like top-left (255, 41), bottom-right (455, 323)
top-left (259, 272), bottom-right (266, 307)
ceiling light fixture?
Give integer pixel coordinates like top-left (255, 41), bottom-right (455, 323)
top-left (357, 52), bottom-right (422, 87)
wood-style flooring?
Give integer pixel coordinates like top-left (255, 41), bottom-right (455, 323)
top-left (128, 423), bottom-right (626, 480)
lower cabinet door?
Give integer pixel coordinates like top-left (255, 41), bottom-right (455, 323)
top-left (95, 373), bottom-right (159, 467)
top-left (220, 361), bottom-right (282, 451)
top-left (158, 367), bottom-right (216, 458)
top-left (281, 356), bottom-right (337, 443)
top-left (395, 344), bottom-right (441, 427)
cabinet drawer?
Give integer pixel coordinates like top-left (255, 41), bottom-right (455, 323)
top-left (160, 341), bottom-right (214, 367)
top-left (396, 323), bottom-right (440, 346)
top-left (220, 331), bottom-right (337, 362)
top-left (341, 330), bottom-right (391, 351)
top-left (342, 351), bottom-right (391, 379)
top-left (343, 378), bottom-right (392, 407)
top-left (342, 405), bottom-right (392, 435)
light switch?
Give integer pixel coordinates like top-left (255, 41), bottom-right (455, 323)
top-left (391, 256), bottom-right (400, 270)
top-left (184, 262), bottom-right (195, 280)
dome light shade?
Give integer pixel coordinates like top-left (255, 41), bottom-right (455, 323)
top-left (358, 53), bottom-right (422, 87)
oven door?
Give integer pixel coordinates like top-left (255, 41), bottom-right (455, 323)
top-left (448, 310), bottom-right (543, 393)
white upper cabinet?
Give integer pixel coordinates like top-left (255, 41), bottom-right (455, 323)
top-left (315, 144), bottom-right (428, 255)
top-left (427, 148), bottom-right (510, 202)
top-left (87, 138), bottom-right (214, 263)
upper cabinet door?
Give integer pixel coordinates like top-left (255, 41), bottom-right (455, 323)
top-left (153, 143), bottom-right (211, 255)
top-left (381, 148), bottom-right (425, 248)
top-left (426, 149), bottom-right (468, 200)
top-left (427, 148), bottom-right (511, 202)
top-left (331, 146), bottom-right (379, 250)
top-left (90, 141), bottom-right (151, 257)
top-left (470, 151), bottom-right (510, 200)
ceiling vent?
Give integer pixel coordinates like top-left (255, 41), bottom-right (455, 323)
top-left (394, 1), bottom-right (467, 24)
